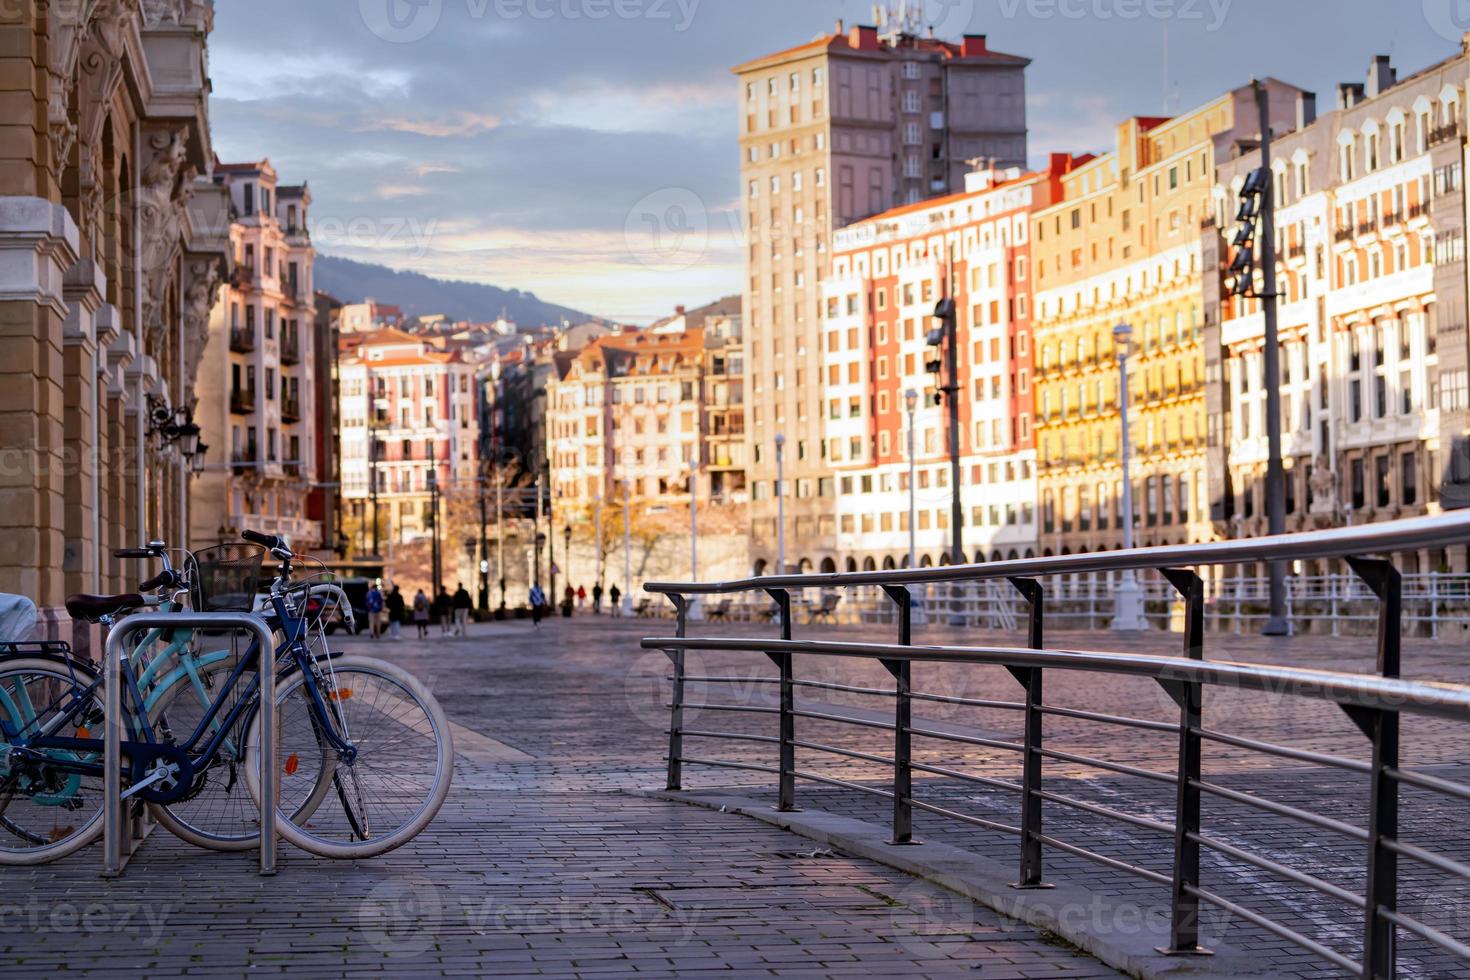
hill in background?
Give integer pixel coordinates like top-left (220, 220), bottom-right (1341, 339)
top-left (314, 254), bottom-right (592, 326)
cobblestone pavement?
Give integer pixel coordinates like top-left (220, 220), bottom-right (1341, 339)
top-left (0, 617), bottom-right (1129, 979)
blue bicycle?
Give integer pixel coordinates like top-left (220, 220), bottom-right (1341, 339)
top-left (0, 531), bottom-right (452, 863)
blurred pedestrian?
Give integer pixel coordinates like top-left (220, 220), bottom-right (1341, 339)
top-left (609, 584), bottom-right (621, 617)
top-left (413, 589), bottom-right (430, 638)
top-left (592, 583), bottom-right (604, 614)
top-left (453, 582), bottom-right (472, 635)
top-left (576, 584), bottom-right (587, 609)
top-left (434, 587), bottom-right (452, 635)
top-left (529, 583), bottom-right (547, 628)
top-left (366, 582), bottom-right (384, 639)
top-left (387, 585), bottom-right (405, 640)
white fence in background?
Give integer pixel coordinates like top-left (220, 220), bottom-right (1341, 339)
top-left (666, 574), bottom-right (1470, 638)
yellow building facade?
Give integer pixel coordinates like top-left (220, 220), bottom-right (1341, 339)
top-left (1029, 83), bottom-right (1304, 556)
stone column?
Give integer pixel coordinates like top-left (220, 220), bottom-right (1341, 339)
top-left (62, 259), bottom-right (106, 656)
top-left (0, 198), bottom-right (80, 637)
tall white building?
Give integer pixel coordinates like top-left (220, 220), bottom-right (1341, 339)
top-left (191, 161), bottom-right (320, 549)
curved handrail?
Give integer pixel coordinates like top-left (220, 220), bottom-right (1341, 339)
top-left (641, 635), bottom-right (1470, 721)
top-left (644, 510), bottom-right (1470, 595)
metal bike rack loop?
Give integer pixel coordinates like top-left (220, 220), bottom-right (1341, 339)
top-left (103, 612), bottom-right (277, 876)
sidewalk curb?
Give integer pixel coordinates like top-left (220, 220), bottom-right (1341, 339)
top-left (632, 788), bottom-right (1275, 980)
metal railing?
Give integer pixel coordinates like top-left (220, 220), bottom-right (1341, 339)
top-left (668, 571), bottom-right (1470, 636)
top-left (641, 512), bottom-right (1470, 978)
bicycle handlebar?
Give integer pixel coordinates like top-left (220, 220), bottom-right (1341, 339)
top-left (241, 529), bottom-right (288, 554)
top-left (138, 570), bottom-right (176, 592)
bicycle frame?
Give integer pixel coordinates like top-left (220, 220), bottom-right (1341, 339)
top-left (0, 589), bottom-right (356, 794)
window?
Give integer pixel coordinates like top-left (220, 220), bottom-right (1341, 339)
top-left (1376, 455), bottom-right (1391, 508)
top-left (1403, 452), bottom-right (1418, 506)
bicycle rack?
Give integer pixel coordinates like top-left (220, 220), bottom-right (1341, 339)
top-left (103, 612), bottom-right (277, 877)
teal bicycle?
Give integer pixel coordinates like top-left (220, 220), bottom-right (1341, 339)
top-left (0, 540), bottom-right (365, 858)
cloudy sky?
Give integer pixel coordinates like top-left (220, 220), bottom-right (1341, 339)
top-left (210, 0), bottom-right (1464, 322)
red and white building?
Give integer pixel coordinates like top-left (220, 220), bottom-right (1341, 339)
top-left (819, 154), bottom-right (1080, 569)
top-left (339, 328), bottom-right (481, 548)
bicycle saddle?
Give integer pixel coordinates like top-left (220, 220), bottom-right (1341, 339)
top-left (65, 593), bottom-right (145, 623)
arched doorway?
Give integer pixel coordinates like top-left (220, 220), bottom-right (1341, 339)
top-left (798, 558), bottom-right (814, 574)
top-left (882, 556), bottom-right (896, 571)
top-left (863, 557), bottom-right (878, 572)
top-left (820, 557), bottom-right (838, 574)
top-left (753, 559), bottom-right (768, 577)
top-left (920, 555), bottom-right (934, 568)
top-left (844, 557), bottom-right (858, 573)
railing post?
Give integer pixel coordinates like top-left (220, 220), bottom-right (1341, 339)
top-left (880, 585), bottom-right (917, 845)
top-left (1157, 568), bottom-right (1210, 956)
top-left (764, 588), bottom-right (798, 812)
top-left (664, 594), bottom-right (689, 792)
top-left (1346, 557), bottom-right (1401, 980)
top-left (1007, 577), bottom-right (1051, 890)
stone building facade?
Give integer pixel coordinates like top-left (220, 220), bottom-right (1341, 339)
top-left (817, 157), bottom-right (1078, 572)
top-left (1210, 48), bottom-right (1470, 574)
top-left (735, 21), bottom-right (1030, 575)
top-left (189, 160), bottom-right (321, 550)
top-left (0, 0), bottom-right (229, 645)
top-left (1029, 81), bottom-right (1303, 559)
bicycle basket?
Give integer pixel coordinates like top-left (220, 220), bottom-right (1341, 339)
top-left (188, 544), bottom-right (266, 612)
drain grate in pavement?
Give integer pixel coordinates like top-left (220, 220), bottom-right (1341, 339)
top-left (653, 884), bottom-right (894, 911)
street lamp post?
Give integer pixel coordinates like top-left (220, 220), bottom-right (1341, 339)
top-left (688, 462), bottom-right (702, 620)
top-left (774, 433), bottom-right (786, 576)
top-left (562, 524), bottom-right (571, 615)
top-left (905, 389), bottom-right (919, 571)
top-left (477, 462), bottom-right (489, 615)
top-left (549, 488), bottom-right (558, 611)
top-left (594, 490), bottom-right (603, 601)
top-left (1255, 79), bottom-right (1290, 636)
top-left (428, 467), bottom-right (441, 598)
top-left (495, 466), bottom-right (506, 612)
top-left (1112, 323), bottom-right (1149, 631)
top-left (622, 483), bottom-right (633, 614)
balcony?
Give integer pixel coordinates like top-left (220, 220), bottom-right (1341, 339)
top-left (1333, 227), bottom-right (1356, 244)
top-left (230, 387), bottom-right (256, 414)
top-left (231, 264), bottom-right (255, 289)
top-left (1356, 220), bottom-right (1377, 237)
top-left (1382, 211), bottom-right (1402, 229)
top-left (231, 451), bottom-right (256, 475)
top-left (280, 334), bottom-right (301, 365)
top-left (1409, 201), bottom-right (1429, 221)
top-left (1286, 243), bottom-right (1307, 260)
top-left (229, 327), bottom-right (255, 354)
top-left (281, 397), bottom-right (301, 423)
top-left (283, 461), bottom-right (302, 478)
top-left (1429, 121), bottom-right (1460, 147)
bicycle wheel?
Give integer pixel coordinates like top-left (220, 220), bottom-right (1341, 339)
top-left (244, 655), bottom-right (453, 858)
top-left (147, 659), bottom-right (333, 851)
top-left (0, 658), bottom-right (106, 865)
